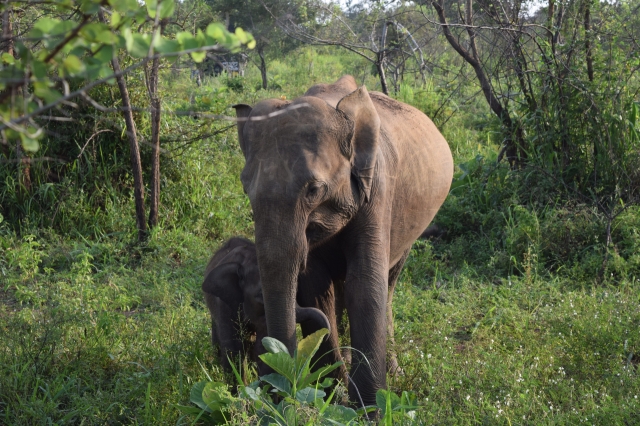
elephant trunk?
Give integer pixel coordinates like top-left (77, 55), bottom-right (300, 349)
top-left (295, 304), bottom-right (331, 334)
top-left (254, 212), bottom-right (308, 354)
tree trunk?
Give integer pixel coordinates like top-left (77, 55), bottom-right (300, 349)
top-left (98, 11), bottom-right (147, 241)
top-left (377, 22), bottom-right (391, 95)
top-left (147, 20), bottom-right (166, 230)
top-left (257, 46), bottom-right (268, 90)
top-left (431, 0), bottom-right (526, 166)
top-left (584, 0), bottom-right (594, 82)
top-left (375, 58), bottom-right (389, 95)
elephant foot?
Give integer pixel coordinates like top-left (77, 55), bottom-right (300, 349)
top-left (387, 353), bottom-right (404, 377)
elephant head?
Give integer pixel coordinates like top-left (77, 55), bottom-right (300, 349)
top-left (202, 237), bottom-right (330, 374)
top-left (232, 79), bottom-right (382, 353)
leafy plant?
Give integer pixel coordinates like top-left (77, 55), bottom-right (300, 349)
top-left (376, 389), bottom-right (418, 425)
top-left (181, 329), bottom-right (420, 425)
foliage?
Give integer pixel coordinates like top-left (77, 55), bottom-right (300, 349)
top-left (179, 329), bottom-right (419, 425)
top-left (0, 0), bottom-right (254, 154)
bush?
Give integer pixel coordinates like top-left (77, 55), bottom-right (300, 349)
top-left (179, 329), bottom-right (419, 425)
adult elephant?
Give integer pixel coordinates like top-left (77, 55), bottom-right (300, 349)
top-left (233, 75), bottom-right (453, 405)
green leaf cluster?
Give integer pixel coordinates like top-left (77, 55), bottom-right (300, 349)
top-left (0, 0), bottom-right (254, 153)
top-left (182, 329), bottom-right (420, 425)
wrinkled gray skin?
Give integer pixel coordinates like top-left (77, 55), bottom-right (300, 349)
top-left (233, 75), bottom-right (453, 404)
top-left (202, 237), bottom-right (331, 375)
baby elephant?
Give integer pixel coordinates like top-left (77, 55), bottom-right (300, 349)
top-left (202, 237), bottom-right (330, 375)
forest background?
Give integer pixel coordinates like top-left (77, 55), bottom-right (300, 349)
top-left (1, 0), bottom-right (639, 423)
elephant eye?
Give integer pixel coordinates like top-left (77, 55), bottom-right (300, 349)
top-left (305, 182), bottom-right (326, 202)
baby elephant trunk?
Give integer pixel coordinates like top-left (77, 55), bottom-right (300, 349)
top-left (295, 304), bottom-right (331, 334)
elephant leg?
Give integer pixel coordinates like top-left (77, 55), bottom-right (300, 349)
top-left (343, 235), bottom-right (389, 407)
top-left (386, 248), bottom-right (410, 376)
top-left (211, 298), bottom-right (244, 373)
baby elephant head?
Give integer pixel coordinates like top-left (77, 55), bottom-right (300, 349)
top-left (202, 237), bottom-right (330, 375)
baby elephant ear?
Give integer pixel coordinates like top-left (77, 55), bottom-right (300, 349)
top-left (336, 86), bottom-right (380, 203)
top-left (202, 262), bottom-right (243, 311)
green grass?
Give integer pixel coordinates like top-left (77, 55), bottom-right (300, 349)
top-left (391, 242), bottom-right (640, 424)
top-left (2, 228), bottom-right (639, 424)
top-left (1, 47), bottom-right (639, 424)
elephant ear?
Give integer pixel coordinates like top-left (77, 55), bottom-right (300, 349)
top-left (202, 262), bottom-right (243, 311)
top-left (336, 86), bottom-right (381, 203)
top-left (232, 104), bottom-right (253, 157)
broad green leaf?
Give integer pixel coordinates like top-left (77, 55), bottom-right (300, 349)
top-left (262, 336), bottom-right (290, 355)
top-left (260, 373), bottom-right (292, 395)
top-left (259, 352), bottom-right (296, 383)
top-left (145, 0), bottom-right (158, 17)
top-left (32, 17), bottom-right (61, 34)
top-left (61, 54), bottom-right (85, 76)
top-left (69, 44), bottom-right (87, 58)
top-left (298, 361), bottom-right (343, 390)
top-left (26, 101), bottom-right (39, 114)
top-left (83, 24), bottom-right (117, 44)
top-left (296, 328), bottom-right (328, 364)
top-left (1, 53), bottom-right (14, 64)
top-left (80, 0), bottom-right (101, 14)
top-left (295, 387), bottom-right (325, 404)
top-left (34, 82), bottom-right (62, 104)
top-left (176, 31), bottom-right (199, 51)
top-left (109, 0), bottom-right (138, 12)
top-left (190, 50), bottom-right (206, 63)
top-left (80, 23), bottom-right (106, 43)
top-left (319, 377), bottom-right (333, 388)
top-left (247, 38), bottom-right (256, 49)
top-left (322, 405), bottom-right (358, 423)
top-left (93, 45), bottom-right (114, 64)
top-left (241, 385), bottom-right (259, 401)
top-left (235, 27), bottom-right (249, 44)
top-left (111, 11), bottom-right (121, 28)
top-left (189, 381), bottom-right (212, 413)
top-left (159, 0), bottom-right (175, 19)
top-left (206, 23), bottom-right (225, 41)
top-left (115, 34), bottom-right (126, 49)
top-left (202, 381), bottom-right (236, 412)
top-left (196, 29), bottom-right (206, 44)
top-left (52, 20), bottom-right (76, 36)
top-left (124, 28), bottom-right (150, 58)
top-left (376, 389), bottom-right (401, 421)
top-left (20, 133), bottom-right (40, 153)
top-left (153, 35), bottom-right (180, 54)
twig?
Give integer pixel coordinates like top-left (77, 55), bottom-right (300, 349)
top-left (77, 129), bottom-right (113, 158)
